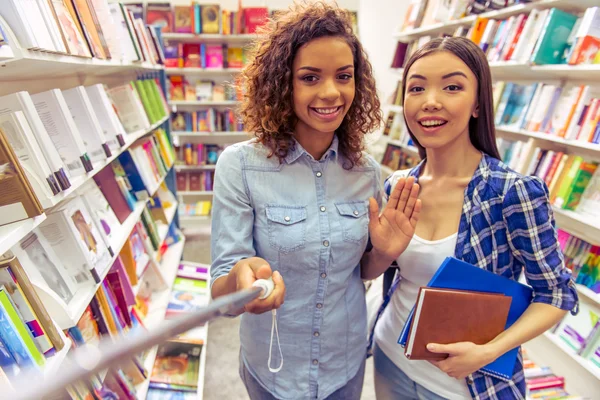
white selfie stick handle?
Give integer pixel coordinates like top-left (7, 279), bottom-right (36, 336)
top-left (252, 276), bottom-right (274, 299)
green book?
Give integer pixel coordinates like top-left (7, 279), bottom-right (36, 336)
top-left (172, 277), bottom-right (208, 292)
top-left (563, 162), bottom-right (599, 210)
top-left (144, 80), bottom-right (166, 120)
top-left (0, 287), bottom-right (45, 368)
top-left (133, 80), bottom-right (158, 124)
top-left (554, 156), bottom-right (583, 208)
top-left (530, 8), bottom-right (578, 65)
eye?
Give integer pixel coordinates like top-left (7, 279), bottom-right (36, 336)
top-left (338, 73), bottom-right (353, 80)
top-left (446, 84), bottom-right (462, 91)
top-left (408, 86), bottom-right (424, 93)
top-left (300, 75), bottom-right (318, 82)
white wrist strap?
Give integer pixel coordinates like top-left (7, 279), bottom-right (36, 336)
top-left (268, 309), bottom-right (283, 373)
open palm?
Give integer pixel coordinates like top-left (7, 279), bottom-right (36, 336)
top-left (369, 176), bottom-right (422, 260)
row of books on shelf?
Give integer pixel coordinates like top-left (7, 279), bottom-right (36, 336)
top-left (140, 2), bottom-right (268, 36)
top-left (393, 5), bottom-right (600, 68)
top-left (146, 261), bottom-right (210, 399)
top-left (523, 350), bottom-right (584, 399)
top-left (176, 144), bottom-right (224, 166)
top-left (0, 77), bottom-right (170, 224)
top-left (497, 138), bottom-right (599, 217)
top-left (172, 109), bottom-right (244, 133)
top-left (493, 81), bottom-right (600, 144)
top-left (165, 42), bottom-right (246, 69)
top-left (176, 172), bottom-right (215, 193)
top-left (381, 142), bottom-right (421, 172)
top-left (179, 202), bottom-right (212, 218)
top-left (168, 76), bottom-right (241, 102)
top-left (559, 230), bottom-right (600, 295)
top-left (0, 1), bottom-right (164, 66)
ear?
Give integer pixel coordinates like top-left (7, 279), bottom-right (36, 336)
top-left (472, 103), bottom-right (480, 118)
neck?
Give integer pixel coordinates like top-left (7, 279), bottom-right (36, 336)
top-left (423, 136), bottom-right (482, 179)
top-left (293, 124), bottom-right (335, 160)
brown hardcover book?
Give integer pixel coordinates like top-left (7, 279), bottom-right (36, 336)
top-left (0, 127), bottom-right (44, 225)
top-left (405, 287), bottom-right (511, 360)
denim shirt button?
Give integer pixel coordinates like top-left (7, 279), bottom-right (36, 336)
top-left (313, 331), bottom-right (320, 337)
top-left (316, 303), bottom-right (323, 309)
top-left (312, 359), bottom-right (318, 365)
top-left (323, 240), bottom-right (329, 247)
top-left (284, 216), bottom-right (291, 222)
top-left (320, 206), bottom-right (326, 212)
top-left (321, 273), bottom-right (327, 278)
top-left (316, 171), bottom-right (322, 177)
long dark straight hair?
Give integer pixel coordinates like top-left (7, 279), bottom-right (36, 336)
top-left (401, 37), bottom-right (501, 160)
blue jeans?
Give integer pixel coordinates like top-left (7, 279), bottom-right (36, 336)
top-left (239, 354), bottom-right (366, 400)
top-left (373, 344), bottom-right (449, 400)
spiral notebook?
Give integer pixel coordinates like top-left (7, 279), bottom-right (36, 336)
top-left (398, 257), bottom-right (534, 380)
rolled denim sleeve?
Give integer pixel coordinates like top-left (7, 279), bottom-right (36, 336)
top-left (210, 145), bottom-right (256, 289)
top-left (502, 176), bottom-right (579, 314)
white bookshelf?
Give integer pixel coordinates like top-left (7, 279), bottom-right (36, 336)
top-left (387, 139), bottom-right (420, 158)
top-left (47, 116), bottom-right (169, 209)
top-left (490, 62), bottom-right (600, 82)
top-left (0, 215), bottom-right (47, 259)
top-left (134, 237), bottom-right (186, 400)
top-left (0, 16), bottom-right (162, 82)
top-left (178, 191), bottom-right (214, 197)
top-left (147, 164), bottom-right (174, 199)
top-left (161, 33), bottom-right (257, 44)
top-left (577, 284), bottom-right (600, 307)
top-left (393, 0), bottom-right (598, 43)
top-left (552, 208), bottom-right (600, 247)
top-left (172, 131), bottom-right (249, 145)
top-left (156, 201), bottom-right (179, 250)
top-left (165, 67), bottom-right (243, 75)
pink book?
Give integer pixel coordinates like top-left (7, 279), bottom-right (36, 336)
top-left (205, 45), bottom-right (223, 68)
top-left (109, 257), bottom-right (136, 307)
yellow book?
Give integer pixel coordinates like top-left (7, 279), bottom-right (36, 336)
top-left (95, 286), bottom-right (118, 337)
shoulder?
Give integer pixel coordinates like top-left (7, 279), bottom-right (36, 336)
top-left (480, 155), bottom-right (549, 205)
top-left (356, 151), bottom-right (381, 171)
top-left (217, 139), bottom-right (280, 169)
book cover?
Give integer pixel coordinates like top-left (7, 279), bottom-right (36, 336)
top-left (85, 84), bottom-right (126, 152)
top-left (146, 2), bottom-right (172, 33)
top-left (404, 287), bottom-right (511, 360)
top-left (530, 8), bottom-right (578, 65)
top-left (79, 180), bottom-right (122, 253)
top-left (150, 341), bottom-right (201, 389)
top-left (47, 0), bottom-right (92, 57)
top-left (0, 126), bottom-right (44, 226)
top-left (93, 165), bottom-right (133, 224)
top-left (107, 83), bottom-right (151, 133)
top-left (200, 5), bottom-right (220, 34)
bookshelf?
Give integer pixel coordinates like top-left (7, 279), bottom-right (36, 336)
top-left (171, 100), bottom-right (240, 107)
top-left (0, 215), bottom-right (47, 259)
top-left (175, 165), bottom-right (216, 171)
top-left (384, 0), bottom-right (600, 397)
top-left (393, 0), bottom-right (598, 43)
top-left (0, 16), bottom-right (161, 82)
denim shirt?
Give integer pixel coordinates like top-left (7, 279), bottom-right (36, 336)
top-left (210, 136), bottom-right (382, 399)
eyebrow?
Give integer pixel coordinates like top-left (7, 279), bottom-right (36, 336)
top-left (297, 64), bottom-right (354, 72)
top-left (408, 71), bottom-right (468, 80)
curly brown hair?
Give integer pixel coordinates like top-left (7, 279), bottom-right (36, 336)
top-left (238, 1), bottom-right (381, 168)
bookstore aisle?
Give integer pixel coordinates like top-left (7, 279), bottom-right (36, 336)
top-left (376, 0), bottom-right (600, 399)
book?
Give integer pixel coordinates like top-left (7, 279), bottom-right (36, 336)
top-left (0, 92), bottom-right (70, 191)
top-left (30, 89), bottom-right (92, 175)
top-left (530, 8), bottom-right (578, 65)
top-left (85, 84), bottom-right (127, 150)
top-left (62, 86), bottom-right (111, 162)
top-left (78, 180), bottom-right (122, 254)
top-left (150, 341), bottom-right (201, 390)
top-left (47, 0), bottom-right (92, 57)
top-left (399, 257), bottom-right (534, 379)
top-left (93, 165), bottom-right (134, 224)
top-left (0, 125), bottom-right (44, 226)
top-left (404, 287), bottom-right (511, 360)
top-left (107, 83), bottom-right (151, 133)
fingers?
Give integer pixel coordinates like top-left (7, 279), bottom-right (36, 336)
top-left (236, 257), bottom-right (271, 291)
top-left (402, 182), bottom-right (420, 218)
top-left (368, 197), bottom-right (379, 229)
top-left (386, 177), bottom-right (405, 210)
top-left (410, 199), bottom-right (422, 227)
top-left (245, 272), bottom-right (286, 314)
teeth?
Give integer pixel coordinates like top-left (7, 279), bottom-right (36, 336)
top-left (313, 107), bottom-right (340, 115)
top-left (420, 120), bottom-right (446, 127)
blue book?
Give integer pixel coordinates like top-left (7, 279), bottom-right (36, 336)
top-left (0, 336), bottom-right (20, 378)
top-left (398, 257), bottom-right (533, 380)
top-left (0, 300), bottom-right (36, 371)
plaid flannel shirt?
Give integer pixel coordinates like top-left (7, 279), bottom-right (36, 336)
top-left (369, 153), bottom-right (579, 400)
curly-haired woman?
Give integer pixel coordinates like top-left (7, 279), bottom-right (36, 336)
top-left (210, 2), bottom-right (421, 399)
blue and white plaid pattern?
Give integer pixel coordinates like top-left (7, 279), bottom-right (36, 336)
top-left (369, 154), bottom-right (579, 400)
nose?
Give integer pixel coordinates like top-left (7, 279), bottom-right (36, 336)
top-left (318, 78), bottom-right (340, 101)
top-left (422, 90), bottom-right (442, 112)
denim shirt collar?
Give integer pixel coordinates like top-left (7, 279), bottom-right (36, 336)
top-left (285, 135), bottom-right (339, 164)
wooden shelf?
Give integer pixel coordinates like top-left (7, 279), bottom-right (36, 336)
top-left (393, 0), bottom-right (597, 43)
top-left (162, 33), bottom-right (257, 44)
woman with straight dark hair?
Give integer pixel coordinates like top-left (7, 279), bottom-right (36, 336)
top-left (363, 37), bottom-right (579, 399)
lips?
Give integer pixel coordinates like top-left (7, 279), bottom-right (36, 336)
top-left (311, 106), bottom-right (343, 115)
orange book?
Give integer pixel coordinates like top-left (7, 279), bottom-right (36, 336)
top-left (95, 285), bottom-right (118, 336)
top-left (70, 0), bottom-right (108, 59)
top-left (469, 17), bottom-right (489, 46)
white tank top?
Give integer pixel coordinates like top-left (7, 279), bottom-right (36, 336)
top-left (373, 233), bottom-right (472, 400)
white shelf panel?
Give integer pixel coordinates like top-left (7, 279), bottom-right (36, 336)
top-left (496, 126), bottom-right (600, 162)
top-left (196, 330), bottom-right (208, 400)
top-left (0, 214), bottom-right (47, 257)
top-left (577, 284), bottom-right (600, 307)
top-left (162, 33), bottom-right (257, 44)
top-left (172, 131), bottom-right (246, 137)
top-left (551, 207), bottom-right (600, 247)
top-left (47, 116), bottom-right (169, 210)
top-left (175, 165), bottom-right (216, 171)
top-left (524, 332), bottom-right (600, 398)
top-left (147, 165), bottom-right (173, 199)
top-left (136, 345), bottom-right (158, 400)
top-left (490, 63), bottom-right (600, 82)
top-left (178, 191), bottom-right (214, 196)
top-left (172, 131), bottom-right (249, 144)
top-left (393, 0), bottom-right (597, 43)
top-left (170, 100), bottom-right (240, 107)
top-left (43, 330), bottom-right (73, 378)
top-left (108, 201), bottom-right (148, 254)
top-left (165, 67), bottom-right (242, 75)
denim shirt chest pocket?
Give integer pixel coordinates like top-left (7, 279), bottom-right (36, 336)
top-left (335, 201), bottom-right (369, 243)
top-left (265, 205), bottom-right (307, 253)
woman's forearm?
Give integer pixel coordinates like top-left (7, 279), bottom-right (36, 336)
top-left (485, 303), bottom-right (567, 359)
top-left (361, 248), bottom-right (395, 280)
